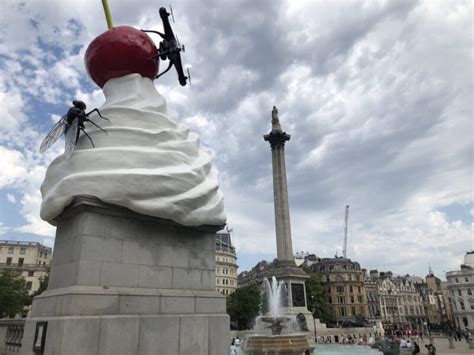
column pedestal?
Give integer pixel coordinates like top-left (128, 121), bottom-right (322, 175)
top-left (22, 196), bottom-right (228, 355)
top-left (265, 266), bottom-right (316, 336)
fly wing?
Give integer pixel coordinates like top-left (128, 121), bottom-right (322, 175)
top-left (64, 118), bottom-right (79, 160)
top-left (39, 115), bottom-right (67, 153)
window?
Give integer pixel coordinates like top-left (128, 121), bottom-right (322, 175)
top-left (8, 247), bottom-right (14, 254)
top-left (455, 278), bottom-right (459, 283)
top-left (326, 275), bottom-right (330, 282)
top-left (358, 295), bottom-right (363, 303)
top-left (337, 286), bottom-right (344, 293)
top-left (465, 277), bottom-right (469, 282)
top-left (356, 275), bottom-right (360, 281)
top-left (6, 257), bottom-right (12, 265)
top-left (338, 296), bottom-right (345, 304)
top-left (349, 286), bottom-right (353, 293)
top-left (468, 289), bottom-right (472, 296)
top-left (340, 307), bottom-right (346, 316)
top-left (44, 253), bottom-right (47, 259)
top-left (358, 286), bottom-right (361, 294)
top-left (462, 317), bottom-right (468, 327)
top-left (336, 275), bottom-right (343, 282)
top-left (458, 289), bottom-right (462, 296)
top-left (18, 258), bottom-right (24, 266)
top-left (26, 281), bottom-right (32, 290)
top-left (20, 248), bottom-right (26, 255)
top-left (351, 306), bottom-right (356, 315)
top-left (460, 301), bottom-right (465, 311)
top-left (328, 297), bottom-right (332, 304)
top-left (350, 295), bottom-right (354, 303)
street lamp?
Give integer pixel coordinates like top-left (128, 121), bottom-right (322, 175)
top-left (311, 294), bottom-right (317, 342)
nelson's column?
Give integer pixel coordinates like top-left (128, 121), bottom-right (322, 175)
top-left (263, 107), bottom-right (316, 333)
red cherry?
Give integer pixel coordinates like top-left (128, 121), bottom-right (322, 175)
top-left (85, 26), bottom-right (159, 88)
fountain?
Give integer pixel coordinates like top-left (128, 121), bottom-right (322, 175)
top-left (243, 277), bottom-right (314, 355)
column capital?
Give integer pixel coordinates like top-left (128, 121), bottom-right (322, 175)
top-left (263, 131), bottom-right (291, 149)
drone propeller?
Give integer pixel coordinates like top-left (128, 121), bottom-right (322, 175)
top-left (187, 68), bottom-right (191, 86)
top-left (169, 4), bottom-right (175, 23)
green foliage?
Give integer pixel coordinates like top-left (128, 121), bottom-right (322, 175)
top-left (227, 283), bottom-right (262, 330)
top-left (31, 267), bottom-right (50, 298)
top-left (305, 273), bottom-right (333, 324)
top-left (0, 270), bottom-right (30, 318)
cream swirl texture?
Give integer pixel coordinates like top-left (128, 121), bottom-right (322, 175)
top-left (40, 74), bottom-right (226, 227)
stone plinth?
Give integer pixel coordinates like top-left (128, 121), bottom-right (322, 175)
top-left (21, 196), bottom-right (228, 355)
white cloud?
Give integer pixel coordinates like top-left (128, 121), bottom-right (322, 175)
top-left (6, 193), bottom-right (16, 204)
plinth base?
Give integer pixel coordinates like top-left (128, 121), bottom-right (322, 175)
top-left (244, 334), bottom-right (314, 355)
top-left (22, 196), bottom-right (228, 355)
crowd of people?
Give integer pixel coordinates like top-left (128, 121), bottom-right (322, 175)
top-left (316, 334), bottom-right (376, 345)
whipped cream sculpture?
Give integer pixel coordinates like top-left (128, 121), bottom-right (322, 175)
top-left (40, 26), bottom-right (226, 227)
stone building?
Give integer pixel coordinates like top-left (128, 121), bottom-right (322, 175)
top-left (215, 231), bottom-right (238, 296)
top-left (310, 257), bottom-right (369, 325)
top-left (393, 276), bottom-right (426, 330)
top-left (425, 269), bottom-right (454, 327)
top-left (446, 251), bottom-right (474, 331)
top-left (364, 270), bottom-right (382, 325)
top-left (377, 274), bottom-right (402, 331)
top-left (0, 240), bottom-right (51, 295)
top-left (237, 259), bottom-right (277, 287)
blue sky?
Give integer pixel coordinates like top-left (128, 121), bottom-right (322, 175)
top-left (0, 0), bottom-right (472, 277)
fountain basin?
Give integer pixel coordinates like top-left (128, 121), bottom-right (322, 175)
top-left (244, 334), bottom-right (314, 355)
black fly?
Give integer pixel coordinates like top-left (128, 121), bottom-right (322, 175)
top-left (39, 100), bottom-right (109, 160)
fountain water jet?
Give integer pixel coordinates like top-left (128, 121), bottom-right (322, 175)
top-left (244, 277), bottom-right (314, 355)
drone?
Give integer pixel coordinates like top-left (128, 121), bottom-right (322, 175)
top-left (39, 100), bottom-right (109, 160)
top-left (142, 6), bottom-right (190, 86)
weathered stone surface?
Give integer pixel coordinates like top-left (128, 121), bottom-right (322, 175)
top-left (22, 197), bottom-right (228, 355)
top-left (209, 315), bottom-right (230, 355)
top-left (100, 262), bottom-right (139, 287)
top-left (173, 268), bottom-right (202, 290)
top-left (138, 265), bottom-right (173, 288)
top-left (119, 295), bottom-right (160, 314)
top-left (98, 316), bottom-right (140, 355)
top-left (138, 316), bottom-right (180, 355)
top-left (161, 295), bottom-right (195, 314)
top-left (179, 315), bottom-right (209, 355)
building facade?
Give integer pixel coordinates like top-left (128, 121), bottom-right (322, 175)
top-left (393, 276), bottom-right (426, 330)
top-left (215, 231), bottom-right (238, 296)
top-left (446, 251), bottom-right (474, 331)
top-left (0, 241), bottom-right (51, 295)
top-left (364, 270), bottom-right (382, 325)
top-left (311, 258), bottom-right (369, 325)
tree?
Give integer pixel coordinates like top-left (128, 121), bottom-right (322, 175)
top-left (31, 267), bottom-right (50, 298)
top-left (0, 271), bottom-right (30, 318)
top-left (227, 283), bottom-right (261, 330)
top-left (305, 273), bottom-right (333, 324)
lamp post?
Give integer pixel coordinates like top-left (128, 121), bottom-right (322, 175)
top-left (311, 294), bottom-right (317, 343)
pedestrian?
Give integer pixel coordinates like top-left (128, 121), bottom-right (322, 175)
top-left (425, 344), bottom-right (436, 355)
top-left (230, 340), bottom-right (237, 355)
top-left (412, 341), bottom-right (420, 354)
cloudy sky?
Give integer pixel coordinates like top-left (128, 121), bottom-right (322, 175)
top-left (0, 0), bottom-right (472, 278)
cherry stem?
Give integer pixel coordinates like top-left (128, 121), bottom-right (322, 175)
top-left (102, 0), bottom-right (114, 29)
